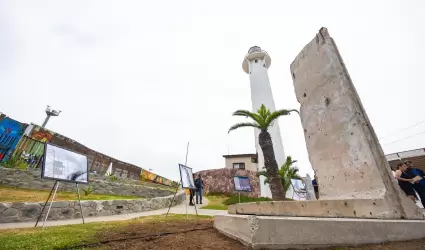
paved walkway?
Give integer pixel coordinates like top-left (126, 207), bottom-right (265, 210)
top-left (0, 195), bottom-right (227, 230)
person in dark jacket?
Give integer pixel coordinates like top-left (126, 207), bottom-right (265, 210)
top-left (395, 163), bottom-right (416, 202)
top-left (194, 175), bottom-right (204, 204)
top-left (312, 175), bottom-right (319, 199)
top-left (404, 161), bottom-right (425, 207)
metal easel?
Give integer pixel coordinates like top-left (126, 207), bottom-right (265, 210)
top-left (34, 181), bottom-right (85, 228)
top-left (165, 142), bottom-right (198, 219)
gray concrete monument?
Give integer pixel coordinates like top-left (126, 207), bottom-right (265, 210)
top-left (214, 27), bottom-right (425, 249)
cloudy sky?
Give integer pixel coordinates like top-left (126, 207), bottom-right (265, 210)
top-left (1, 0), bottom-right (424, 181)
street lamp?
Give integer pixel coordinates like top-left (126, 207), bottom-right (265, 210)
top-left (42, 105), bottom-right (61, 128)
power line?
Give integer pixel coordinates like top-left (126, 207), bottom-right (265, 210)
top-left (383, 129), bottom-right (425, 146)
top-left (379, 119), bottom-right (425, 140)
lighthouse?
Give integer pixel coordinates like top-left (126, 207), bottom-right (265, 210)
top-left (242, 46), bottom-right (286, 198)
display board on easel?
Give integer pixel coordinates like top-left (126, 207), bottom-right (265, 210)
top-left (233, 176), bottom-right (252, 203)
top-left (165, 142), bottom-right (198, 219)
top-left (35, 143), bottom-right (88, 228)
top-left (179, 164), bottom-right (196, 190)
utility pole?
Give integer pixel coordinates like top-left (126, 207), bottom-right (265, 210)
top-left (42, 105), bottom-right (61, 128)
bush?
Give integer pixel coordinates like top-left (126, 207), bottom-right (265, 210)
top-left (109, 175), bottom-right (118, 182)
top-left (82, 186), bottom-right (94, 196)
top-left (2, 157), bottom-right (26, 169)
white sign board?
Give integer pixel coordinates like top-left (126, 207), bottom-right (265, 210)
top-left (41, 143), bottom-right (89, 184)
top-left (179, 164), bottom-right (195, 189)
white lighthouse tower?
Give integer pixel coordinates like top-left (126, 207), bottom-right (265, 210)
top-left (242, 46), bottom-right (286, 198)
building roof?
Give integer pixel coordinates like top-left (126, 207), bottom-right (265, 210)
top-left (223, 153), bottom-right (257, 159)
top-left (386, 148), bottom-right (425, 171)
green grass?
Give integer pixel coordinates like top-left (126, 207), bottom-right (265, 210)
top-left (0, 186), bottom-right (141, 203)
top-left (201, 193), bottom-right (273, 210)
top-left (0, 214), bottom-right (212, 250)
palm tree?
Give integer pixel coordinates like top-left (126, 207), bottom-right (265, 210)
top-left (257, 156), bottom-right (301, 199)
top-left (228, 104), bottom-right (298, 201)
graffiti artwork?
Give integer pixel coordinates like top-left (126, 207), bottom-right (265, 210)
top-left (11, 136), bottom-right (45, 168)
top-left (0, 117), bottom-right (27, 162)
top-left (1, 116), bottom-right (175, 187)
top-left (141, 169), bottom-right (173, 186)
top-left (30, 126), bottom-right (55, 142)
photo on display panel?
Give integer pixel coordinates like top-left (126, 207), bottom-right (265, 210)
top-left (233, 176), bottom-right (252, 192)
top-left (41, 143), bottom-right (89, 184)
top-left (179, 164), bottom-right (195, 189)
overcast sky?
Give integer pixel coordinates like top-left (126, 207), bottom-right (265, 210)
top-left (1, 0), bottom-right (425, 182)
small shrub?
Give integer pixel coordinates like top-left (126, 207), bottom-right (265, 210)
top-left (17, 161), bottom-right (28, 170)
top-left (82, 186), bottom-right (94, 196)
top-left (109, 175), bottom-right (118, 182)
top-left (2, 157), bottom-right (23, 169)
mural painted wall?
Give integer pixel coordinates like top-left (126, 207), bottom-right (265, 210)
top-left (1, 116), bottom-right (175, 186)
top-left (30, 126), bottom-right (55, 142)
top-left (12, 136), bottom-right (44, 167)
top-left (141, 169), bottom-right (173, 186)
top-left (0, 117), bottom-right (28, 162)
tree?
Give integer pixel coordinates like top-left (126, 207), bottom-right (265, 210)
top-left (228, 104), bottom-right (298, 201)
top-left (258, 156), bottom-right (301, 199)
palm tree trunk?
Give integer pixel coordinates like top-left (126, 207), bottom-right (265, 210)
top-left (258, 130), bottom-right (286, 200)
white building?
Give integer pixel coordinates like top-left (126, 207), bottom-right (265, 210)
top-left (223, 153), bottom-right (258, 172)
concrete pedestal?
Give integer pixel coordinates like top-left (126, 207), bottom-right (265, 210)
top-left (214, 214), bottom-right (425, 249)
top-left (228, 198), bottom-right (424, 219)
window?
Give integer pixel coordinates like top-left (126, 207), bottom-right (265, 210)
top-left (233, 163), bottom-right (245, 170)
top-left (251, 157), bottom-right (258, 163)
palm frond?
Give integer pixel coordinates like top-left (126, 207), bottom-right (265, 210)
top-left (257, 105), bottom-right (270, 121)
top-left (257, 169), bottom-right (271, 184)
top-left (257, 170), bottom-right (268, 178)
top-left (228, 122), bottom-right (261, 134)
top-left (265, 109), bottom-right (299, 127)
top-left (232, 110), bottom-right (266, 127)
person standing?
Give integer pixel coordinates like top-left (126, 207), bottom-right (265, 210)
top-left (194, 175), bottom-right (204, 204)
top-left (189, 173), bottom-right (196, 206)
top-left (312, 175), bottom-right (319, 200)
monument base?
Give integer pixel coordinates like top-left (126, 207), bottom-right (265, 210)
top-left (214, 214), bottom-right (425, 249)
top-left (228, 198), bottom-right (425, 220)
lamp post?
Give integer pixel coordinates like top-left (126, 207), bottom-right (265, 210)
top-left (41, 105), bottom-right (61, 128)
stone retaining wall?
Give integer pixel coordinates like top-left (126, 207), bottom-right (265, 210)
top-left (0, 191), bottom-right (185, 223)
top-left (0, 167), bottom-right (172, 198)
top-left (195, 169), bottom-right (260, 197)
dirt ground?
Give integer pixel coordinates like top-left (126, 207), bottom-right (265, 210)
top-left (81, 219), bottom-right (425, 250)
top-left (88, 219), bottom-right (249, 250)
